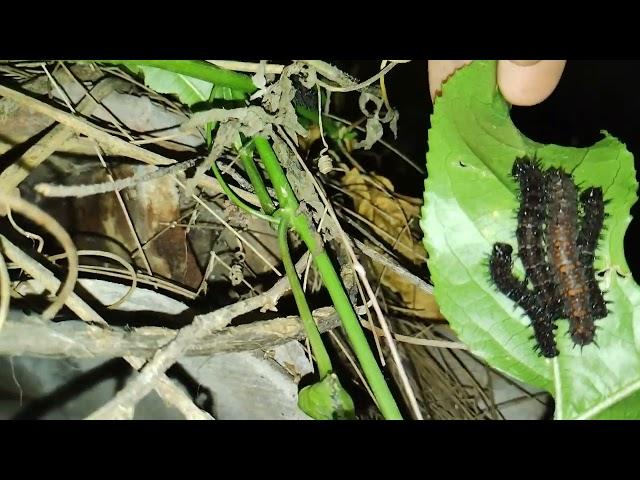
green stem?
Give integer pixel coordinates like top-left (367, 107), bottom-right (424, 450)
top-left (96, 60), bottom-right (257, 93)
top-left (254, 135), bottom-right (402, 420)
top-left (254, 138), bottom-right (300, 207)
top-left (278, 216), bottom-right (332, 378)
top-left (210, 159), bottom-right (279, 225)
top-left (239, 146), bottom-right (277, 216)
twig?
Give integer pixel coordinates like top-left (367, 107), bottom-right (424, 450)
top-left (47, 250), bottom-right (138, 309)
top-left (0, 252), bottom-right (9, 332)
top-left (35, 158), bottom-right (200, 198)
top-left (123, 356), bottom-right (214, 420)
top-left (354, 239), bottom-right (433, 295)
top-left (1, 234), bottom-right (211, 419)
top-left (0, 84), bottom-right (175, 166)
top-left (0, 194), bottom-right (78, 321)
top-left (0, 78), bottom-right (128, 191)
top-left (85, 264), bottom-right (300, 420)
top-left (7, 209), bottom-right (45, 253)
top-left (0, 305), bottom-right (340, 359)
top-left (174, 176), bottom-right (283, 277)
top-left (361, 320), bottom-right (468, 350)
top-left (312, 61), bottom-right (402, 93)
top-left (206, 60), bottom-right (285, 75)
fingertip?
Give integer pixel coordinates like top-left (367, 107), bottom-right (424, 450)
top-left (498, 60), bottom-right (567, 106)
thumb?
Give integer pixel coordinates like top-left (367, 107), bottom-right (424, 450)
top-left (497, 60), bottom-right (567, 106)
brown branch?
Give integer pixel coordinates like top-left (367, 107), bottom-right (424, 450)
top-left (0, 77), bottom-right (129, 191)
top-left (85, 267), bottom-right (302, 420)
top-left (1, 234), bottom-right (211, 419)
top-left (0, 84), bottom-right (176, 167)
top-left (0, 306), bottom-right (340, 358)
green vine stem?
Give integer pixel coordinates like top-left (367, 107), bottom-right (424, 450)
top-left (96, 60), bottom-right (257, 93)
top-left (278, 215), bottom-right (332, 378)
top-left (254, 135), bottom-right (403, 420)
top-left (210, 158), bottom-right (279, 225)
top-left (238, 144), bottom-right (277, 215)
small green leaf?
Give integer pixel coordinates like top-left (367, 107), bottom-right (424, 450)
top-left (138, 65), bottom-right (214, 107)
top-left (420, 60), bottom-right (640, 419)
top-left (298, 374), bottom-right (356, 420)
top-left (95, 60), bottom-right (251, 107)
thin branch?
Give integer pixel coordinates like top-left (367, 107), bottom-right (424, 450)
top-left (1, 234), bottom-right (211, 419)
top-left (0, 77), bottom-right (128, 191)
top-left (85, 264), bottom-right (301, 420)
top-left (354, 239), bottom-right (433, 295)
top-left (0, 194), bottom-right (78, 321)
top-left (312, 61), bottom-right (402, 93)
top-left (0, 84), bottom-right (175, 167)
top-left (0, 305), bottom-right (340, 359)
top-left (35, 158), bottom-right (200, 198)
top-left (0, 252), bottom-right (9, 332)
top-left (47, 250), bottom-right (138, 310)
top-left (206, 60), bottom-right (285, 75)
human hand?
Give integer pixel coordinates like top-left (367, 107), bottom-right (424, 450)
top-left (428, 60), bottom-right (567, 106)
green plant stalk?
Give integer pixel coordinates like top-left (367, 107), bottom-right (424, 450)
top-left (96, 60), bottom-right (257, 93)
top-left (278, 216), bottom-right (332, 378)
top-left (239, 146), bottom-right (277, 215)
top-left (214, 139), bottom-right (333, 384)
top-left (210, 159), bottom-right (279, 225)
top-left (254, 135), bottom-right (402, 420)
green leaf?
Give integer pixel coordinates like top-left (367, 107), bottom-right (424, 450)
top-left (137, 65), bottom-right (215, 107)
top-left (96, 60), bottom-right (252, 106)
top-left (420, 60), bottom-right (640, 419)
top-left (298, 374), bottom-right (356, 420)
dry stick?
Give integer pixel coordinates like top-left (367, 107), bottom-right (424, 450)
top-left (0, 77), bottom-right (128, 191)
top-left (206, 60), bottom-right (286, 75)
top-left (275, 126), bottom-right (423, 420)
top-left (7, 209), bottom-right (44, 253)
top-left (0, 234), bottom-right (105, 325)
top-left (327, 329), bottom-right (376, 402)
top-left (90, 143), bottom-right (155, 281)
top-left (196, 250), bottom-right (217, 297)
top-left (354, 239), bottom-right (434, 295)
top-left (362, 321), bottom-right (468, 350)
top-left (0, 252), bottom-right (9, 332)
top-left (41, 63), bottom-right (75, 113)
top-left (85, 259), bottom-right (304, 420)
top-left (123, 356), bottom-right (213, 420)
top-left (0, 84), bottom-right (176, 167)
top-left (174, 176), bottom-right (282, 277)
top-left (35, 158), bottom-right (200, 198)
top-left (0, 194), bottom-right (78, 321)
top-left (69, 265), bottom-right (196, 300)
top-left (312, 61), bottom-right (401, 94)
top-left (47, 250), bottom-right (138, 310)
top-left (0, 304), bottom-right (340, 358)
top-left (56, 61), bottom-right (136, 143)
top-left (0, 235), bottom-right (211, 420)
top-left (132, 209), bottom-right (196, 261)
